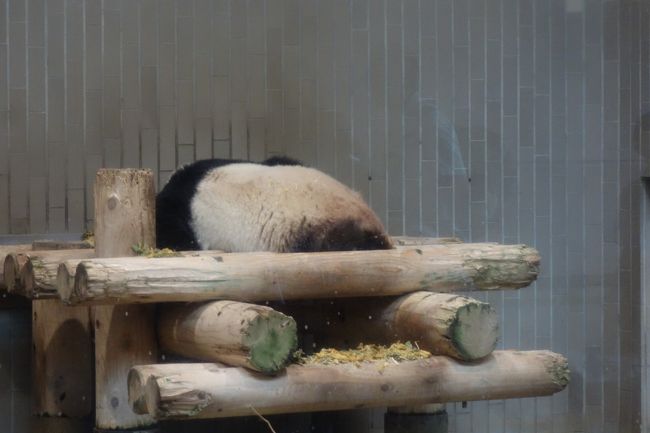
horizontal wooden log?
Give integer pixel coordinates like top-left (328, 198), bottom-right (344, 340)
top-left (274, 292), bottom-right (499, 361)
top-left (12, 249), bottom-right (229, 299)
top-left (59, 243), bottom-right (540, 305)
top-left (8, 237), bottom-right (449, 296)
top-left (129, 350), bottom-right (568, 420)
top-left (3, 249), bottom-right (95, 298)
top-left (158, 301), bottom-right (297, 374)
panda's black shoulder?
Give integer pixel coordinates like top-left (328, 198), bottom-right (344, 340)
top-left (156, 158), bottom-right (247, 250)
top-left (261, 156), bottom-right (303, 167)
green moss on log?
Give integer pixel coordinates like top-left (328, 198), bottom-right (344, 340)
top-left (243, 311), bottom-right (298, 374)
top-left (449, 300), bottom-right (499, 361)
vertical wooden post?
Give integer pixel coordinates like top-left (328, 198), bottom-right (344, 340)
top-left (29, 238), bottom-right (93, 433)
top-left (93, 169), bottom-right (158, 430)
top-left (32, 299), bottom-right (93, 417)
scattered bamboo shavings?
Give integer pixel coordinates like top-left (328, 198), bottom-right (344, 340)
top-left (81, 230), bottom-right (95, 247)
top-left (131, 243), bottom-right (181, 258)
top-left (296, 342), bottom-right (431, 366)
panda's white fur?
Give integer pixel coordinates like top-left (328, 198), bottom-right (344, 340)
top-left (156, 158), bottom-right (392, 253)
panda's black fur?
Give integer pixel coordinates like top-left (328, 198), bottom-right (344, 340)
top-left (156, 156), bottom-right (393, 253)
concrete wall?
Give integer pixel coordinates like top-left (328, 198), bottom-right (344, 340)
top-left (0, 0), bottom-right (649, 432)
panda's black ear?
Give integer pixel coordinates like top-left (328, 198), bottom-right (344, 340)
top-left (262, 156), bottom-right (303, 166)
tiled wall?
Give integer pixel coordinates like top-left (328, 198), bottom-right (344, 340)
top-left (1, 0), bottom-right (649, 432)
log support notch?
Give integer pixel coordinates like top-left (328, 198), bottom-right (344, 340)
top-left (158, 301), bottom-right (298, 374)
top-left (274, 291), bottom-right (499, 361)
top-left (128, 350), bottom-right (569, 420)
top-left (58, 243), bottom-right (540, 305)
top-left (93, 169), bottom-right (158, 430)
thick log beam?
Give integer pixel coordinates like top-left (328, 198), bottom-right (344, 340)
top-left (158, 301), bottom-right (297, 374)
top-left (6, 236), bottom-right (454, 297)
top-left (92, 169), bottom-right (158, 430)
top-left (59, 243), bottom-right (540, 305)
top-left (274, 292), bottom-right (499, 361)
top-left (128, 350), bottom-right (568, 420)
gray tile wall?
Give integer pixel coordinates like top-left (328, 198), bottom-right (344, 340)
top-left (0, 0), bottom-right (648, 432)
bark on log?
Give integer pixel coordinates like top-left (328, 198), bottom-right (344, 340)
top-left (158, 301), bottom-right (298, 374)
top-left (128, 350), bottom-right (568, 420)
top-left (92, 168), bottom-right (158, 430)
top-left (59, 243), bottom-right (540, 305)
top-left (3, 249), bottom-right (95, 298)
top-left (273, 292), bottom-right (499, 361)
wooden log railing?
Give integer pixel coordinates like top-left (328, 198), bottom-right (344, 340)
top-left (57, 243), bottom-right (540, 305)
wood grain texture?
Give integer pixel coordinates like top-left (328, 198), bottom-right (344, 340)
top-left (158, 301), bottom-right (297, 374)
top-left (61, 243), bottom-right (540, 305)
top-left (32, 298), bottom-right (93, 417)
top-left (129, 350), bottom-right (568, 419)
top-left (274, 291), bottom-right (499, 361)
top-left (20, 249), bottom-right (94, 297)
top-left (92, 169), bottom-right (158, 430)
top-left (0, 244), bottom-right (30, 290)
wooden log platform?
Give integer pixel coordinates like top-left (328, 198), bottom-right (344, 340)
top-left (58, 243), bottom-right (540, 305)
top-left (128, 350), bottom-right (568, 420)
top-left (1, 236), bottom-right (452, 297)
top-left (273, 292), bottom-right (499, 361)
top-left (158, 301), bottom-right (298, 374)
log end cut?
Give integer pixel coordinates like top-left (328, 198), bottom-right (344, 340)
top-left (542, 351), bottom-right (570, 388)
top-left (450, 301), bottom-right (499, 361)
top-left (56, 262), bottom-right (75, 302)
top-left (244, 310), bottom-right (298, 374)
top-left (128, 368), bottom-right (150, 415)
top-left (3, 253), bottom-right (20, 292)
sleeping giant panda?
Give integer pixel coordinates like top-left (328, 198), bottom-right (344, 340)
top-left (156, 156), bottom-right (393, 253)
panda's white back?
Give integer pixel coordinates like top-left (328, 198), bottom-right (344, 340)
top-left (189, 163), bottom-right (387, 252)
